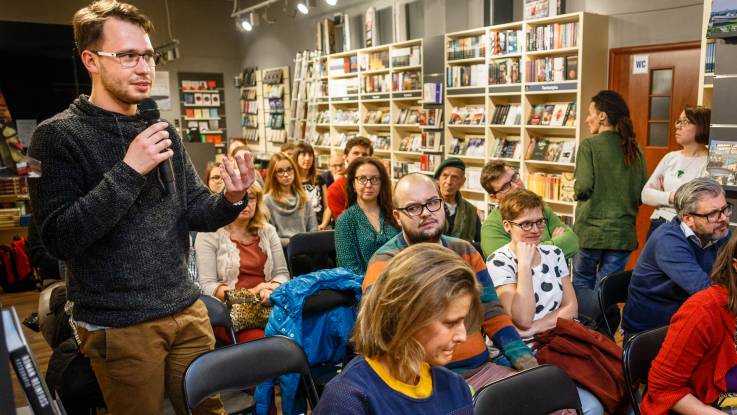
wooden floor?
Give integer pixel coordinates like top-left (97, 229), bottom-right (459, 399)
top-left (1, 289), bottom-right (52, 408)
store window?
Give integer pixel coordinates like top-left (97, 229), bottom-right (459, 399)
top-left (647, 68), bottom-right (673, 147)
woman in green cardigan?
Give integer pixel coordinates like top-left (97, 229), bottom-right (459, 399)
top-left (573, 90), bottom-right (647, 304)
top-left (335, 157), bottom-right (400, 276)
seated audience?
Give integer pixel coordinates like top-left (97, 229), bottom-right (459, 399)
top-left (264, 152), bottom-right (318, 247)
top-left (364, 173), bottom-right (537, 391)
top-left (623, 177), bottom-right (731, 335)
top-left (480, 161), bottom-right (578, 260)
top-left (315, 243), bottom-right (481, 414)
top-left (642, 106), bottom-right (710, 239)
top-left (321, 153), bottom-right (345, 189)
top-left (204, 160), bottom-right (224, 193)
top-left (327, 137), bottom-right (373, 220)
top-left (196, 182), bottom-right (289, 342)
top-left (642, 232), bottom-right (737, 415)
top-left (434, 158), bottom-right (481, 244)
top-left (486, 189), bottom-right (604, 414)
top-left (335, 157), bottom-right (400, 276)
top-left (293, 142), bottom-right (331, 230)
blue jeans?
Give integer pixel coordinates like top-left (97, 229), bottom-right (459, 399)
top-left (572, 249), bottom-right (631, 322)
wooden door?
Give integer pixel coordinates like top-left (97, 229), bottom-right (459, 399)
top-left (608, 41), bottom-right (701, 268)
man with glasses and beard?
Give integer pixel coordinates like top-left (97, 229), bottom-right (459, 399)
top-left (479, 161), bottom-right (579, 260)
top-left (363, 173), bottom-right (537, 391)
top-left (623, 177), bottom-right (732, 337)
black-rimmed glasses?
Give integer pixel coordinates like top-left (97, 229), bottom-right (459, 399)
top-left (492, 172), bottom-right (521, 195)
top-left (92, 50), bottom-right (161, 68)
top-left (689, 203), bottom-right (732, 223)
top-left (275, 167), bottom-right (294, 176)
top-left (355, 176), bottom-right (381, 186)
top-left (508, 218), bottom-right (546, 232)
top-left (396, 197), bottom-right (443, 217)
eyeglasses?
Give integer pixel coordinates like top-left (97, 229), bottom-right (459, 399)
top-left (330, 163), bottom-right (345, 169)
top-left (355, 176), bottom-right (381, 186)
top-left (492, 172), bottom-right (521, 195)
top-left (508, 218), bottom-right (546, 232)
top-left (275, 167), bottom-right (294, 176)
top-left (674, 118), bottom-right (692, 128)
top-left (396, 197), bottom-right (443, 217)
top-left (689, 203), bottom-right (732, 223)
top-left (92, 50), bottom-right (161, 69)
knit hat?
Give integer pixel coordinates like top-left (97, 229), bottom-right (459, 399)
top-left (434, 158), bottom-right (466, 179)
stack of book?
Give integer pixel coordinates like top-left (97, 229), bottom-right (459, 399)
top-left (449, 136), bottom-right (486, 157)
top-left (525, 56), bottom-right (578, 82)
top-left (328, 78), bottom-right (359, 96)
top-left (241, 100), bottom-right (258, 115)
top-left (449, 106), bottom-right (485, 125)
top-left (316, 110), bottom-right (331, 124)
top-left (329, 56), bottom-right (358, 75)
top-left (368, 134), bottom-right (391, 150)
top-left (489, 30), bottom-right (522, 55)
top-left (242, 114), bottom-right (258, 129)
top-left (528, 172), bottom-right (576, 202)
top-left (363, 74), bottom-right (391, 93)
top-left (333, 109), bottom-right (360, 124)
top-left (525, 138), bottom-right (576, 163)
top-left (392, 71), bottom-right (421, 91)
top-left (526, 22), bottom-right (579, 51)
top-left (447, 64), bottom-right (488, 87)
top-left (265, 129), bottom-right (287, 143)
top-left (359, 50), bottom-right (389, 71)
top-left (392, 46), bottom-right (422, 67)
top-left (447, 34), bottom-right (486, 60)
top-left (244, 127), bottom-right (258, 141)
top-left (491, 137), bottom-right (522, 160)
top-left (489, 58), bottom-right (521, 85)
top-left (364, 110), bottom-right (391, 124)
top-left (528, 102), bottom-right (576, 126)
top-left (491, 104), bottom-right (522, 125)
top-left (396, 108), bottom-right (420, 124)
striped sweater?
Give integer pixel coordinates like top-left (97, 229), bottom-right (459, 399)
top-left (363, 234), bottom-right (536, 373)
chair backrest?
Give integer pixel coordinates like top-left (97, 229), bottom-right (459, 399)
top-left (597, 270), bottom-right (632, 338)
top-left (286, 231), bottom-right (336, 277)
top-left (622, 325), bottom-right (669, 415)
top-left (198, 295), bottom-right (237, 345)
top-left (182, 335), bottom-right (319, 414)
top-left (473, 364), bottom-right (582, 415)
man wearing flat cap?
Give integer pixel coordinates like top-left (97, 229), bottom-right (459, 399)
top-left (434, 158), bottom-right (481, 244)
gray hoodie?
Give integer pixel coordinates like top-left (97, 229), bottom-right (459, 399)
top-left (263, 193), bottom-right (318, 246)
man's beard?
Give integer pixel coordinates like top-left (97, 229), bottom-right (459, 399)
top-left (404, 223), bottom-right (443, 244)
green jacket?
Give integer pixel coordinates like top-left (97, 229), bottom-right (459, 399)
top-left (574, 130), bottom-right (647, 250)
top-left (480, 205), bottom-right (579, 260)
top-left (443, 192), bottom-right (481, 243)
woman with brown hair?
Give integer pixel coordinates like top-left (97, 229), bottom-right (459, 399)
top-left (293, 142), bottom-right (331, 230)
top-left (264, 152), bottom-right (318, 247)
top-left (573, 90), bottom-right (647, 304)
top-left (643, 231), bottom-right (737, 414)
top-left (335, 157), bottom-right (399, 275)
top-left (642, 106), bottom-right (711, 238)
top-left (314, 243), bottom-right (481, 414)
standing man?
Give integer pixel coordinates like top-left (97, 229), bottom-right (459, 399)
top-left (326, 136), bottom-right (373, 220)
top-left (364, 174), bottom-right (537, 391)
top-left (434, 158), bottom-right (481, 244)
top-left (29, 1), bottom-right (252, 413)
top-left (479, 161), bottom-right (578, 260)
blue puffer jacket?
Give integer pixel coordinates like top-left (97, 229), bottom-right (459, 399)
top-left (255, 267), bottom-right (362, 415)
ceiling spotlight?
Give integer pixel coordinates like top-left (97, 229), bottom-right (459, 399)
top-left (241, 18), bottom-right (252, 31)
top-left (296, 2), bottom-right (309, 14)
top-left (325, 0), bottom-right (337, 5)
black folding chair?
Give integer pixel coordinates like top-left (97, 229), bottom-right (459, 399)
top-left (474, 364), bottom-right (583, 415)
top-left (199, 295), bottom-right (237, 345)
top-left (597, 270), bottom-right (633, 338)
top-left (622, 325), bottom-right (669, 415)
top-left (182, 335), bottom-right (319, 415)
top-left (286, 230), bottom-right (337, 277)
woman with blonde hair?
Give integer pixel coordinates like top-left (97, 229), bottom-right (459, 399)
top-left (264, 152), bottom-right (317, 247)
top-left (314, 243), bottom-right (480, 414)
top-left (196, 181), bottom-right (290, 342)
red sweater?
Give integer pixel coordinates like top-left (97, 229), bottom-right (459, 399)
top-left (327, 177), bottom-right (347, 220)
top-left (642, 285), bottom-right (737, 414)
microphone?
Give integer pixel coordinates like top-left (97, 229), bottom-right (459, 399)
top-left (138, 98), bottom-right (176, 195)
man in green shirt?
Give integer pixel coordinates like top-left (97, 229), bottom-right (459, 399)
top-left (434, 158), bottom-right (481, 244)
top-left (479, 161), bottom-right (579, 260)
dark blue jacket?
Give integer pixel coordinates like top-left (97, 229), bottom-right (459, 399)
top-left (622, 218), bottom-right (729, 334)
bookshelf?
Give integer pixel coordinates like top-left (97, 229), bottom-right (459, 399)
top-left (239, 67), bottom-right (260, 150)
top-left (260, 66), bottom-right (291, 154)
top-left (698, 1), bottom-right (714, 108)
top-left (444, 12), bottom-right (608, 220)
top-left (179, 72), bottom-right (227, 153)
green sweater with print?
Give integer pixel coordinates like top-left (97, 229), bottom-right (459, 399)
top-left (574, 130), bottom-right (647, 250)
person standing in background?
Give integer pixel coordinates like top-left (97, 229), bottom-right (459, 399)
top-left (573, 90), bottom-right (647, 319)
top-left (293, 142), bottom-right (331, 230)
top-left (642, 106), bottom-right (711, 239)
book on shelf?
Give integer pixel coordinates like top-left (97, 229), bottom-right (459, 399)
top-left (449, 136), bottom-right (486, 157)
top-left (400, 132), bottom-right (441, 152)
top-left (265, 84), bottom-right (285, 99)
top-left (559, 172), bottom-right (575, 202)
top-left (528, 104), bottom-right (545, 125)
top-left (391, 45), bottom-right (421, 67)
top-left (528, 172), bottom-right (563, 201)
top-left (241, 89), bottom-right (257, 100)
top-left (448, 106), bottom-right (485, 125)
top-left (244, 128), bottom-right (258, 141)
top-left (368, 134), bottom-right (391, 150)
top-left (333, 109), bottom-right (359, 124)
top-left (363, 109), bottom-right (390, 124)
top-left (419, 109), bottom-right (443, 128)
top-left (491, 104), bottom-right (522, 126)
top-left (563, 102), bottom-right (577, 127)
top-left (242, 114), bottom-right (259, 128)
top-left (446, 64), bottom-right (488, 88)
top-left (489, 58), bottom-right (521, 85)
top-left (541, 104), bottom-right (555, 125)
top-left (266, 128), bottom-right (287, 143)
top-left (392, 71), bottom-right (421, 91)
top-left (328, 77), bottom-right (359, 96)
top-left (395, 108), bottom-right (420, 124)
top-left (422, 82), bottom-right (443, 104)
top-left (490, 30), bottom-right (523, 55)
top-left (393, 157), bottom-right (441, 179)
top-left (549, 103), bottom-right (569, 126)
top-left (202, 94), bottom-right (211, 105)
top-left (447, 34), bottom-right (486, 60)
top-left (363, 73), bottom-right (391, 93)
top-left (705, 42), bottom-right (716, 73)
top-left (241, 67), bottom-right (258, 87)
top-left (464, 167), bottom-right (484, 191)
top-left (526, 21), bottom-right (577, 50)
top-left (558, 140), bottom-right (576, 163)
top-left (183, 93), bottom-right (195, 105)
top-left (526, 137), bottom-right (576, 163)
top-left (241, 100), bottom-right (258, 114)
top-left (194, 93), bottom-right (203, 105)
top-left (526, 56), bottom-right (578, 82)
top-left (316, 110), bottom-right (331, 124)
top-left (528, 101), bottom-right (576, 126)
top-left (335, 132), bottom-right (358, 148)
top-left (360, 50), bottom-right (389, 71)
top-left (708, 140), bottom-right (737, 186)
top-left (524, 0), bottom-right (565, 21)
top-left (492, 137), bottom-right (521, 159)
top-left (262, 68), bottom-right (284, 85)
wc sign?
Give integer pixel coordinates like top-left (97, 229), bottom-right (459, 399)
top-left (633, 55), bottom-right (649, 74)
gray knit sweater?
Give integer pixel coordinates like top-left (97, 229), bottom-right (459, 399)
top-left (263, 193), bottom-right (318, 247)
top-left (28, 96), bottom-right (244, 327)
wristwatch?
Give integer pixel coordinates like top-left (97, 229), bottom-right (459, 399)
top-left (225, 192), bottom-right (248, 207)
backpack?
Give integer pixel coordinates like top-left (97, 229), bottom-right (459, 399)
top-left (0, 237), bottom-right (35, 292)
